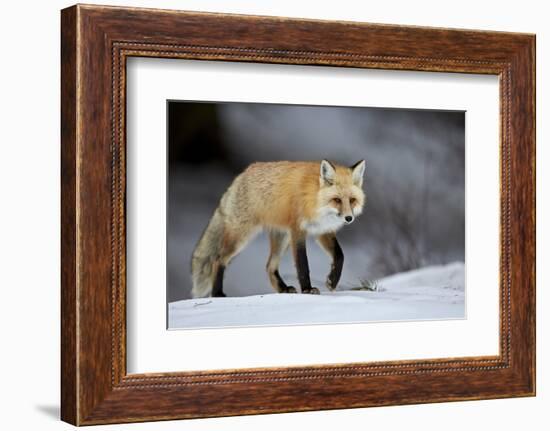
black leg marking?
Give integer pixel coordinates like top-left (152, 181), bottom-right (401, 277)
top-left (274, 270), bottom-right (297, 293)
top-left (294, 240), bottom-right (319, 294)
top-left (327, 238), bottom-right (344, 290)
top-left (212, 265), bottom-right (226, 297)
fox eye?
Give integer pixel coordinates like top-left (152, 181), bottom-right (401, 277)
top-left (332, 198), bottom-right (341, 204)
top-left (350, 198), bottom-right (357, 205)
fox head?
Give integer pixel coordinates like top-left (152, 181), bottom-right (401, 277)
top-left (318, 159), bottom-right (366, 225)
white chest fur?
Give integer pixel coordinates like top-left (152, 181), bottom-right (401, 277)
top-left (301, 209), bottom-right (345, 236)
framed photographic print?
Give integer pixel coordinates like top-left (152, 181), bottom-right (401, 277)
top-left (61, 4), bottom-right (536, 425)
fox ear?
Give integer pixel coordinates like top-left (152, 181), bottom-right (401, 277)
top-left (320, 160), bottom-right (336, 186)
top-left (350, 160), bottom-right (366, 187)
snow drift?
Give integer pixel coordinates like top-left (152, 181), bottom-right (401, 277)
top-left (168, 261), bottom-right (465, 329)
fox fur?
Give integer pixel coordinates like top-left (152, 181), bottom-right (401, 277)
top-left (191, 159), bottom-right (366, 298)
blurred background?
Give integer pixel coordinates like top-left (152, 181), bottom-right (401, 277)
top-left (167, 101), bottom-right (465, 302)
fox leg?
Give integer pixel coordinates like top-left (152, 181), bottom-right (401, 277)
top-left (290, 230), bottom-right (320, 295)
top-left (211, 263), bottom-right (226, 298)
top-left (317, 233), bottom-right (344, 291)
top-left (212, 226), bottom-right (256, 297)
top-left (266, 230), bottom-right (297, 294)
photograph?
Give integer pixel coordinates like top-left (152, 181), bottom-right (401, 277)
top-left (167, 101), bottom-right (466, 329)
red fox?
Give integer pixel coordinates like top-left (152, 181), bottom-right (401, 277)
top-left (191, 159), bottom-right (366, 298)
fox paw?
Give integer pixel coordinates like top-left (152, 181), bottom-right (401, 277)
top-left (302, 287), bottom-right (320, 295)
top-left (280, 286), bottom-right (297, 293)
top-left (325, 277), bottom-right (337, 291)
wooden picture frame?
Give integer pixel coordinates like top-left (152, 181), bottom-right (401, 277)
top-left (61, 4), bottom-right (535, 425)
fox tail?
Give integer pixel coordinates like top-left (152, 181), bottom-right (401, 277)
top-left (191, 208), bottom-right (224, 298)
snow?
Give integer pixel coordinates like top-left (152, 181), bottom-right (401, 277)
top-left (168, 262), bottom-right (465, 329)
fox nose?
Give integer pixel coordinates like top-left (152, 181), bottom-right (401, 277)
top-left (345, 215), bottom-right (353, 223)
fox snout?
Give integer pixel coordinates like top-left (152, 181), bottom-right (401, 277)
top-left (340, 200), bottom-right (355, 224)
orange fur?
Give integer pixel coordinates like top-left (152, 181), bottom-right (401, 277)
top-left (228, 161), bottom-right (364, 230)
